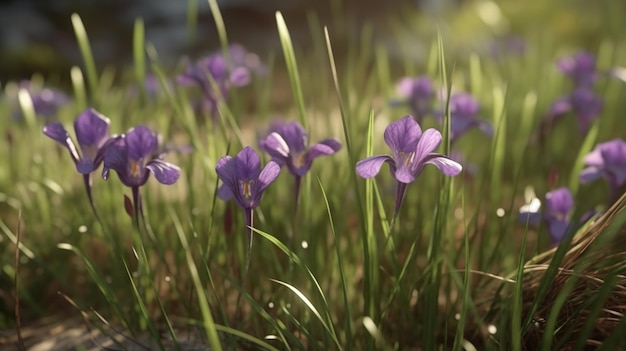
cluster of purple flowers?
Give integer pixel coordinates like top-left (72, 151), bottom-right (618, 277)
top-left (394, 76), bottom-right (492, 144)
top-left (9, 81), bottom-right (70, 121)
top-left (43, 108), bottom-right (180, 224)
top-left (545, 52), bottom-right (625, 135)
top-left (177, 43), bottom-right (266, 119)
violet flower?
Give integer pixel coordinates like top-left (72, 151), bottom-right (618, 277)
top-left (216, 146), bottom-right (280, 263)
top-left (556, 52), bottom-right (599, 88)
top-left (102, 125), bottom-right (180, 225)
top-left (394, 76), bottom-right (435, 122)
top-left (436, 92), bottom-right (493, 142)
top-left (546, 87), bottom-right (603, 134)
top-left (43, 108), bottom-right (113, 218)
top-left (580, 139), bottom-right (626, 199)
top-left (177, 45), bottom-right (259, 119)
top-left (13, 81), bottom-right (70, 120)
top-left (519, 187), bottom-right (574, 245)
top-left (259, 120), bottom-right (341, 205)
top-left (356, 115), bottom-right (462, 221)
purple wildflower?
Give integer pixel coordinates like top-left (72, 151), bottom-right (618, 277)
top-left (556, 52), bottom-right (599, 88)
top-left (216, 146), bottom-right (280, 262)
top-left (546, 87), bottom-right (603, 134)
top-left (102, 125), bottom-right (180, 225)
top-left (356, 115), bottom-right (462, 221)
top-left (259, 121), bottom-right (341, 205)
top-left (519, 187), bottom-right (574, 245)
top-left (43, 108), bottom-right (113, 218)
top-left (394, 76), bottom-right (435, 122)
top-left (177, 45), bottom-right (261, 119)
top-left (436, 92), bottom-right (493, 141)
top-left (580, 139), bottom-right (626, 199)
top-left (13, 81), bottom-right (70, 120)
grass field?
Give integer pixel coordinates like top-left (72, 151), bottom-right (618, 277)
top-left (2, 0), bottom-right (626, 349)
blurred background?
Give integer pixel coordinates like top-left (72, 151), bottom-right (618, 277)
top-left (0, 0), bottom-right (623, 83)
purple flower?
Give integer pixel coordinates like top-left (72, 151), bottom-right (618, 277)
top-left (580, 139), bottom-right (626, 198)
top-left (102, 126), bottom-right (180, 188)
top-left (259, 121), bottom-right (341, 206)
top-left (260, 121), bottom-right (341, 177)
top-left (177, 45), bottom-right (260, 119)
top-left (216, 146), bottom-right (280, 210)
top-left (556, 52), bottom-right (599, 88)
top-left (394, 76), bottom-right (435, 122)
top-left (519, 187), bottom-right (574, 245)
top-left (13, 81), bottom-right (70, 120)
top-left (547, 87), bottom-right (603, 134)
top-left (436, 93), bottom-right (493, 141)
top-left (43, 108), bottom-right (113, 218)
top-left (216, 147), bottom-right (280, 262)
top-left (356, 115), bottom-right (462, 221)
top-left (489, 35), bottom-right (526, 58)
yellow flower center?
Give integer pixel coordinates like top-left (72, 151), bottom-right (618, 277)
top-left (242, 180), bottom-right (253, 199)
top-left (398, 152), bottom-right (415, 167)
top-left (131, 161), bottom-right (140, 178)
top-left (293, 152), bottom-right (305, 168)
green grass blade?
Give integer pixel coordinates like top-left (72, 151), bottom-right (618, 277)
top-left (276, 11), bottom-right (307, 126)
top-left (133, 18), bottom-right (146, 99)
top-left (71, 13), bottom-right (98, 99)
top-left (170, 210), bottom-right (223, 351)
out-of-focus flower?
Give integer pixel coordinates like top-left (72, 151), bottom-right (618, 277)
top-left (12, 81), bottom-right (70, 120)
top-left (556, 51), bottom-right (599, 88)
top-left (393, 76), bottom-right (435, 122)
top-left (435, 92), bottom-right (493, 141)
top-left (356, 115), bottom-right (462, 221)
top-left (546, 87), bottom-right (603, 134)
top-left (580, 139), bottom-right (626, 199)
top-left (489, 35), bottom-right (526, 58)
top-left (518, 187), bottom-right (574, 245)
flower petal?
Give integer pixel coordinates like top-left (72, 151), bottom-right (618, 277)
top-left (277, 122), bottom-right (308, 153)
top-left (258, 160), bottom-right (281, 192)
top-left (125, 126), bottom-right (158, 161)
top-left (235, 146), bottom-right (261, 180)
top-left (215, 155), bottom-right (236, 183)
top-left (217, 183), bottom-right (234, 201)
top-left (547, 96), bottom-right (572, 117)
top-left (307, 139), bottom-right (341, 160)
top-left (579, 166), bottom-right (604, 183)
top-left (412, 128), bottom-right (442, 168)
top-left (146, 159), bottom-right (181, 185)
top-left (74, 109), bottom-right (110, 148)
top-left (230, 67), bottom-right (250, 87)
top-left (102, 137), bottom-right (128, 181)
top-left (423, 154), bottom-right (463, 176)
top-left (356, 155), bottom-right (393, 179)
top-left (260, 132), bottom-right (290, 161)
top-left (384, 116), bottom-right (421, 154)
top-left (43, 122), bottom-right (80, 162)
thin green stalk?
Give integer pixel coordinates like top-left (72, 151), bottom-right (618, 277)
top-left (71, 13), bottom-right (98, 99)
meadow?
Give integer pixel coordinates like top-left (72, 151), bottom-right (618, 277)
top-left (2, 0), bottom-right (626, 349)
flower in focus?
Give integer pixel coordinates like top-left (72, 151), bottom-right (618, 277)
top-left (216, 146), bottom-right (280, 262)
top-left (102, 125), bottom-right (181, 225)
top-left (546, 87), bottom-right (603, 134)
top-left (356, 115), bottom-right (462, 221)
top-left (519, 187), bottom-right (574, 245)
top-left (102, 125), bottom-right (180, 188)
top-left (580, 139), bottom-right (626, 199)
top-left (394, 76), bottom-right (435, 122)
top-left (435, 92), bottom-right (493, 141)
top-left (43, 108), bottom-right (113, 218)
top-left (260, 120), bottom-right (341, 205)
